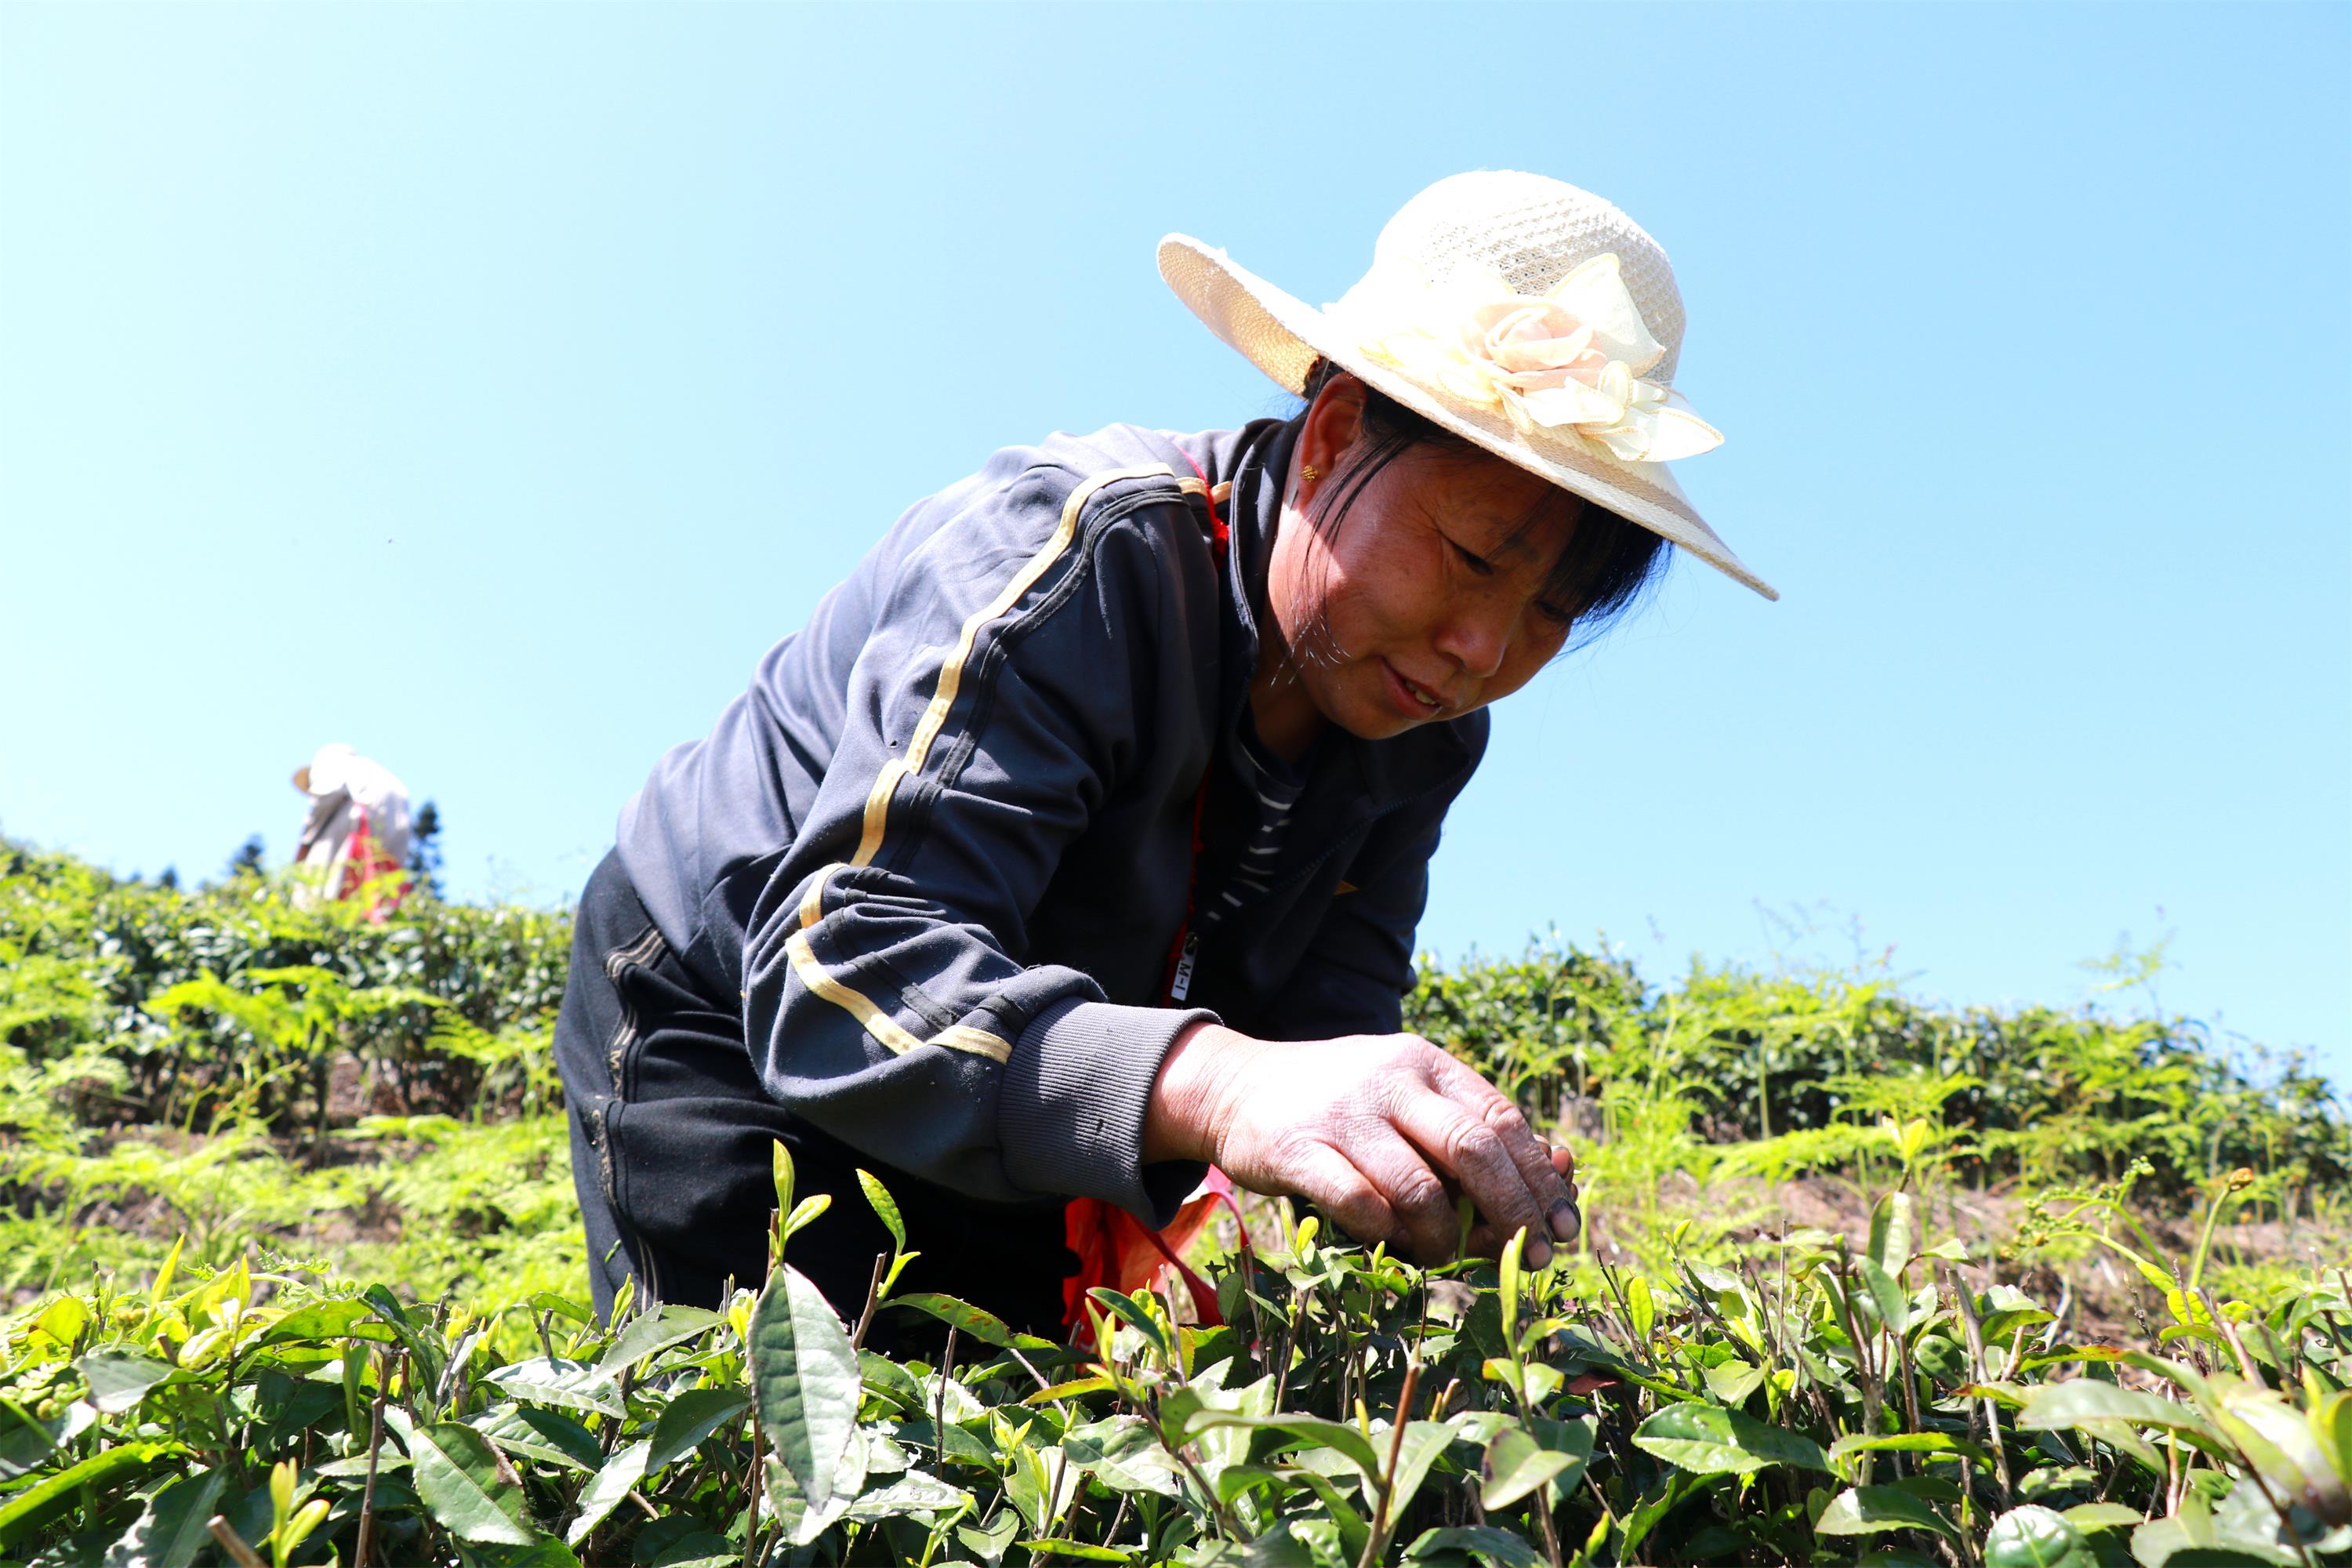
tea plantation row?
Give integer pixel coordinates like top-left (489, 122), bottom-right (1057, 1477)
top-left (1, 843), bottom-right (2347, 1564)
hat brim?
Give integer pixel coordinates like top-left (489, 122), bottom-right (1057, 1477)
top-left (1157, 234), bottom-right (1777, 602)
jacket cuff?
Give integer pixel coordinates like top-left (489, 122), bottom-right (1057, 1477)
top-left (1000, 997), bottom-right (1214, 1228)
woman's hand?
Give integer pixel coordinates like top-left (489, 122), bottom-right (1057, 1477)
top-left (1144, 1021), bottom-right (1581, 1267)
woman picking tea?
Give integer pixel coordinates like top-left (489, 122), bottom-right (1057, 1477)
top-left (555, 170), bottom-right (1775, 1336)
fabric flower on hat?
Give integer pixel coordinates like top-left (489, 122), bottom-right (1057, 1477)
top-left (1344, 254), bottom-right (1723, 465)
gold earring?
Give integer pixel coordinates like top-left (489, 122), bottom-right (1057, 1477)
top-left (1301, 464), bottom-right (1320, 485)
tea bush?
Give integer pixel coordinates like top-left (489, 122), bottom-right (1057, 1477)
top-left (9, 840), bottom-right (2343, 1212)
top-left (0, 844), bottom-right (568, 1129)
top-left (1407, 946), bottom-right (2350, 1210)
top-left (0, 1167), bottom-right (2346, 1566)
top-left (2, 839), bottom-right (2348, 1564)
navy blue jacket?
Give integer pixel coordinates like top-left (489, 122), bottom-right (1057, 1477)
top-left (616, 419), bottom-right (1485, 1225)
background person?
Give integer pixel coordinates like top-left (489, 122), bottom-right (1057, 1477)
top-left (554, 172), bottom-right (1774, 1337)
top-left (292, 742), bottom-right (414, 917)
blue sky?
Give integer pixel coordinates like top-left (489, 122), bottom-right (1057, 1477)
top-left (3, 3), bottom-right (2345, 1089)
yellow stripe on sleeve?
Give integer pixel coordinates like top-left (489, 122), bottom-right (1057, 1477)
top-left (784, 928), bottom-right (1013, 1064)
top-left (792, 461), bottom-right (1189, 1066)
top-left (848, 464), bottom-right (1175, 868)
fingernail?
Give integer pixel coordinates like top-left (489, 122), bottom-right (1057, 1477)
top-left (1526, 1238), bottom-right (1552, 1269)
top-left (1548, 1202), bottom-right (1581, 1242)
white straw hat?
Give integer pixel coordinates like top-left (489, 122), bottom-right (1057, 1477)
top-left (1159, 170), bottom-right (1776, 601)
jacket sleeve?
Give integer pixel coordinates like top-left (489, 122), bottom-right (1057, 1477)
top-left (1254, 720), bottom-right (1486, 1042)
top-left (738, 461), bottom-right (1214, 1225)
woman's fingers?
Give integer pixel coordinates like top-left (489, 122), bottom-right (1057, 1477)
top-left (1426, 1053), bottom-right (1579, 1240)
top-left (1466, 1176), bottom-right (1579, 1258)
top-left (1389, 1089), bottom-right (1553, 1268)
top-left (1276, 1138), bottom-right (1398, 1251)
top-left (1349, 1122), bottom-right (1468, 1263)
top-left (1547, 1143), bottom-right (1582, 1243)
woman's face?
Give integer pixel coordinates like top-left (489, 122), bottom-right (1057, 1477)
top-left (1258, 376), bottom-right (1584, 752)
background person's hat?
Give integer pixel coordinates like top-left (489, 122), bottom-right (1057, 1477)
top-left (295, 742), bottom-right (360, 797)
top-left (1159, 170), bottom-right (1776, 601)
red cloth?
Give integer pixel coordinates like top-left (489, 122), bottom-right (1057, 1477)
top-left (1062, 1167), bottom-right (1242, 1334)
top-left (337, 808), bottom-right (412, 922)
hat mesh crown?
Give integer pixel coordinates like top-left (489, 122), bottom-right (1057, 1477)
top-left (1368, 170), bottom-right (1687, 385)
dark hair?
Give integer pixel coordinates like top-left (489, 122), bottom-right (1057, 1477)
top-left (1286, 359), bottom-right (1671, 659)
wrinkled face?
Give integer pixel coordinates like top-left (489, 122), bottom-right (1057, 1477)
top-left (1261, 380), bottom-right (1584, 748)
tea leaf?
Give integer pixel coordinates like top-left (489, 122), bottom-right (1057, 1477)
top-left (362, 1284), bottom-right (447, 1396)
top-left (750, 1263), bottom-right (860, 1512)
top-left (1481, 1428), bottom-right (1577, 1509)
top-left (2018, 1381), bottom-right (2214, 1439)
top-left (1817, 1485), bottom-right (1957, 1539)
top-left (857, 1168), bottom-right (906, 1253)
top-left (34, 1298), bottom-right (87, 1348)
top-left (1182, 1413), bottom-right (1382, 1479)
top-left (858, 1349), bottom-right (927, 1411)
top-left (147, 1237), bottom-right (184, 1308)
top-left (1860, 1258), bottom-right (1911, 1335)
top-left (645, 1388), bottom-right (750, 1475)
top-left (96, 1467), bottom-right (223, 1568)
top-left (478, 1406), bottom-right (601, 1474)
top-left (1982, 1504), bottom-right (2096, 1568)
top-left (1618, 1468), bottom-right (1701, 1559)
top-left (408, 1421), bottom-right (535, 1545)
top-left (255, 1300), bottom-right (383, 1348)
top-left (1498, 1228), bottom-right (1525, 1349)
top-left (1703, 1359), bottom-right (1765, 1406)
top-left (782, 1192), bottom-right (832, 1242)
top-left (1870, 1192), bottom-right (1916, 1276)
top-left (527, 1291), bottom-right (594, 1326)
top-left (564, 1439), bottom-right (648, 1547)
top-left (1024, 1374), bottom-right (1115, 1406)
top-left (1062, 1414), bottom-right (1183, 1497)
top-left (76, 1352), bottom-right (180, 1416)
top-left (595, 1304), bottom-right (721, 1377)
top-left (1633, 1403), bottom-right (1831, 1476)
top-left (894, 1291), bottom-right (1058, 1352)
top-left (841, 1469), bottom-right (970, 1523)
top-left (1480, 1356), bottom-right (1565, 1405)
top-left (771, 1140), bottom-right (795, 1219)
top-left (1386, 1420), bottom-right (1463, 1519)
top-left (956, 1508), bottom-right (1021, 1563)
top-left (481, 1359), bottom-right (624, 1418)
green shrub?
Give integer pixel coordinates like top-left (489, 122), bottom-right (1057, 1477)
top-left (0, 843), bottom-right (568, 1129)
top-left (3, 840), bottom-right (2349, 1564)
top-left (1407, 943), bottom-right (2350, 1209)
top-left (0, 1174), bottom-right (2344, 1566)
